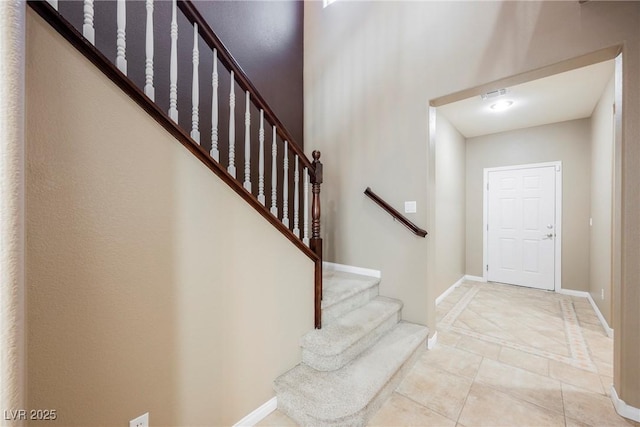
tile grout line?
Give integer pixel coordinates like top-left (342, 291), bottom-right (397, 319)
top-left (394, 360), bottom-right (474, 425)
top-left (560, 375), bottom-right (568, 427)
top-left (474, 375), bottom-right (568, 421)
top-left (458, 305), bottom-right (512, 334)
top-left (393, 391), bottom-right (458, 425)
top-left (455, 354), bottom-right (486, 425)
top-left (476, 344), bottom-right (568, 418)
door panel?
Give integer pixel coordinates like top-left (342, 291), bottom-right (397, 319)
top-left (487, 166), bottom-right (556, 290)
top-left (522, 239), bottom-right (540, 272)
top-left (499, 238), bottom-right (517, 270)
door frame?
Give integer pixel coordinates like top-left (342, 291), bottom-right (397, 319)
top-left (482, 161), bottom-right (563, 291)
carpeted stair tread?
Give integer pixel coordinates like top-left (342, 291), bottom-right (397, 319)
top-left (275, 322), bottom-right (428, 425)
top-left (301, 297), bottom-right (402, 372)
top-left (321, 270), bottom-right (381, 325)
top-left (321, 270), bottom-right (379, 309)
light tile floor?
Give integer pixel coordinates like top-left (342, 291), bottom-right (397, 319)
top-left (259, 280), bottom-right (638, 427)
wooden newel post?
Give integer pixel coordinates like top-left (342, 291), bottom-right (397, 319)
top-left (310, 150), bottom-right (323, 329)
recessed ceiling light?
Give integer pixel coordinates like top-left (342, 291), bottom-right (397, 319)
top-left (490, 100), bottom-right (514, 111)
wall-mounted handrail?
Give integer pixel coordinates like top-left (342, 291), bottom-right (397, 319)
top-left (364, 187), bottom-right (428, 237)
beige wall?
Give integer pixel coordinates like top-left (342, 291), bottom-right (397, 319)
top-left (305, 0), bottom-right (639, 408)
top-left (26, 11), bottom-right (313, 426)
top-left (466, 119), bottom-right (591, 292)
top-left (435, 112), bottom-right (466, 297)
top-left (589, 76), bottom-right (615, 325)
top-left (0, 1), bottom-right (26, 422)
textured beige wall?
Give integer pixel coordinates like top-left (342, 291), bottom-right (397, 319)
top-left (589, 76), bottom-right (615, 325)
top-left (435, 113), bottom-right (466, 298)
top-left (465, 119), bottom-right (591, 292)
top-left (26, 10), bottom-right (313, 426)
top-left (305, 0), bottom-right (639, 407)
top-left (0, 1), bottom-right (26, 422)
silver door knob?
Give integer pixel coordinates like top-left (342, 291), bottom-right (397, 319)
top-left (545, 233), bottom-right (554, 239)
top-left (547, 224), bottom-right (554, 229)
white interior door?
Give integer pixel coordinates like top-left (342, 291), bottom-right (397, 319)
top-left (487, 165), bottom-right (557, 290)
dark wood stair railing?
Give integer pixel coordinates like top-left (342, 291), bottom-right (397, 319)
top-left (364, 187), bottom-right (428, 238)
top-left (176, 1), bottom-right (312, 172)
top-left (28, 0), bottom-right (324, 329)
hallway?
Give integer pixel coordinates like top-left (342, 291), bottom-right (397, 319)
top-left (262, 280), bottom-right (636, 426)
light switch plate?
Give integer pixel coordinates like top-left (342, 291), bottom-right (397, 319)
top-left (404, 201), bottom-right (417, 214)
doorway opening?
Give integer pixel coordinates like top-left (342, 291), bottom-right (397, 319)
top-left (428, 46), bottom-right (621, 336)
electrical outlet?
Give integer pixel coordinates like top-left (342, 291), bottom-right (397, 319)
top-left (590, 218), bottom-right (593, 226)
top-left (130, 412), bottom-right (149, 427)
top-left (601, 289), bottom-right (605, 300)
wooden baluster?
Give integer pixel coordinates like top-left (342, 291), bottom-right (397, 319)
top-left (293, 155), bottom-right (300, 237)
top-left (168, 0), bottom-right (178, 122)
top-left (46, 0), bottom-right (58, 11)
top-left (243, 91), bottom-right (251, 191)
top-left (282, 143), bottom-right (289, 227)
top-left (303, 167), bottom-right (310, 245)
top-left (270, 126), bottom-right (278, 217)
top-left (144, 0), bottom-right (154, 100)
top-left (116, 0), bottom-right (127, 75)
top-left (83, 0), bottom-right (94, 45)
top-left (210, 49), bottom-right (219, 161)
top-left (228, 71), bottom-right (236, 178)
top-left (310, 151), bottom-right (323, 329)
top-left (190, 23), bottom-right (200, 144)
top-left (258, 110), bottom-right (266, 205)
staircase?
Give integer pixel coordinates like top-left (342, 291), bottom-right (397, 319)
top-left (27, 3), bottom-right (430, 424)
top-left (274, 268), bottom-right (429, 426)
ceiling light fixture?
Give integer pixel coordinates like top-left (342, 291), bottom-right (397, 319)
top-left (490, 100), bottom-right (514, 111)
top-left (481, 88), bottom-right (507, 101)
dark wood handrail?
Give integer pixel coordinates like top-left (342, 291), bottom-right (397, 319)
top-left (28, 0), bottom-right (324, 329)
top-left (178, 1), bottom-right (313, 172)
top-left (364, 188), bottom-right (428, 237)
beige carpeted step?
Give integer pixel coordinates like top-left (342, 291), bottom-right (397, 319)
top-left (275, 322), bottom-right (429, 427)
top-left (301, 296), bottom-right (403, 372)
top-left (321, 270), bottom-right (380, 325)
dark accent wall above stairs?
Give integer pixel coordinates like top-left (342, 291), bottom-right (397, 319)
top-left (194, 0), bottom-right (304, 148)
top-left (57, 0), bottom-right (304, 149)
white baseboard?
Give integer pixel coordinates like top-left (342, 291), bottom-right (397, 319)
top-left (427, 331), bottom-right (438, 350)
top-left (323, 262), bottom-right (381, 278)
top-left (611, 386), bottom-right (640, 422)
top-left (557, 288), bottom-right (589, 298)
top-left (436, 276), bottom-right (465, 306)
top-left (464, 275), bottom-right (486, 283)
top-left (586, 293), bottom-right (614, 338)
top-left (233, 397), bottom-right (277, 427)
top-left (557, 289), bottom-right (614, 338)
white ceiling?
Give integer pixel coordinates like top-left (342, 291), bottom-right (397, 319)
top-left (437, 60), bottom-right (615, 138)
